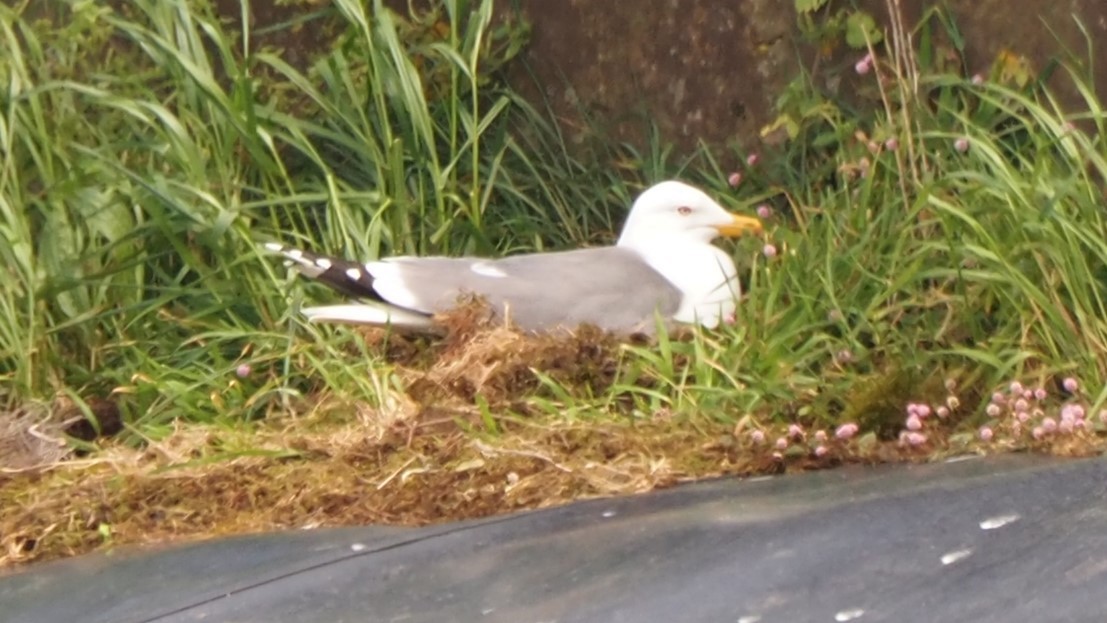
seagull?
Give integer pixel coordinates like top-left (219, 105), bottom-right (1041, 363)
top-left (265, 180), bottom-right (763, 334)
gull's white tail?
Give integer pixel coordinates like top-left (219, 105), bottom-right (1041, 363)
top-left (301, 303), bottom-right (435, 330)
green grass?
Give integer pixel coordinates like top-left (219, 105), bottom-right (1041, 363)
top-left (0, 0), bottom-right (623, 429)
top-left (3, 0), bottom-right (1107, 450)
top-left (612, 55), bottom-right (1107, 432)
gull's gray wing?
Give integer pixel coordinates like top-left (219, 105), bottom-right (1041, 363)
top-left (372, 247), bottom-right (681, 333)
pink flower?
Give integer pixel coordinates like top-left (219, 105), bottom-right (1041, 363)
top-left (1062, 377), bottom-right (1079, 393)
top-left (1032, 426), bottom-right (1045, 440)
top-left (814, 430), bottom-right (828, 442)
top-left (756, 204), bottom-right (772, 219)
top-left (884, 137), bottom-right (899, 151)
top-left (906, 403), bottom-right (920, 416)
top-left (902, 431), bottom-right (928, 446)
top-left (867, 141), bottom-right (880, 154)
top-left (750, 430), bottom-right (766, 444)
top-left (905, 414), bottom-right (923, 431)
top-left (763, 244), bottom-right (778, 259)
top-left (236, 364), bottom-right (252, 378)
top-left (1009, 381), bottom-right (1024, 394)
top-left (775, 437), bottom-right (789, 450)
top-left (836, 349), bottom-right (853, 364)
top-left (936, 406), bottom-right (950, 418)
top-left (971, 73), bottom-right (985, 85)
top-left (915, 404), bottom-right (932, 418)
top-left (727, 172), bottom-right (743, 187)
top-left (1062, 404), bottom-right (1086, 421)
top-left (835, 423), bottom-right (860, 439)
top-left (991, 391), bottom-right (1006, 404)
top-left (1041, 417), bottom-right (1057, 433)
top-left (1059, 419), bottom-right (1074, 434)
top-left (746, 153), bottom-right (760, 167)
top-left (788, 424), bottom-right (805, 439)
top-left (985, 403), bottom-right (1002, 417)
top-left (954, 137), bottom-right (970, 153)
top-left (979, 426), bottom-right (994, 442)
top-left (814, 445), bottom-right (829, 457)
top-left (1034, 387), bottom-right (1048, 401)
top-left (855, 53), bottom-right (873, 75)
top-left (1017, 411), bottom-right (1030, 423)
top-left (1014, 398), bottom-right (1029, 413)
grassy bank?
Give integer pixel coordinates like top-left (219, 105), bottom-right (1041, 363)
top-left (2, 0), bottom-right (1107, 567)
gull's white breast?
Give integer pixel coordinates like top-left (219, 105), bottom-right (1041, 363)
top-left (639, 243), bottom-right (739, 328)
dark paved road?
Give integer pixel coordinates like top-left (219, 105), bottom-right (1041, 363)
top-left (4, 454), bottom-right (1105, 622)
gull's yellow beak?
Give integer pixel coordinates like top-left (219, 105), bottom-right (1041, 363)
top-left (714, 214), bottom-right (763, 237)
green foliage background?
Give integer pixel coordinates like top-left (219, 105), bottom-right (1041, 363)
top-left (3, 0), bottom-right (1107, 440)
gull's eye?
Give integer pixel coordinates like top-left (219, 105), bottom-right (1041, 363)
top-left (677, 206), bottom-right (692, 216)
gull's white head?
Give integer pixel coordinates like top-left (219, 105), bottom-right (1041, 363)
top-left (617, 180), bottom-right (763, 250)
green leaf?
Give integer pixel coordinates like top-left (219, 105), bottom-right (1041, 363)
top-left (760, 114), bottom-right (800, 141)
top-left (795, 0), bottom-right (830, 13)
top-left (75, 186), bottom-right (133, 244)
top-left (845, 11), bottom-right (883, 48)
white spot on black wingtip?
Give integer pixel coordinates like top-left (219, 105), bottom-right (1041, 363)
top-left (346, 268), bottom-right (362, 281)
top-left (315, 258), bottom-right (332, 270)
top-left (263, 242), bottom-right (284, 252)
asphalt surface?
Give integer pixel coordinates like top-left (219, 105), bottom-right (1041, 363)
top-left (4, 454), bottom-right (1106, 623)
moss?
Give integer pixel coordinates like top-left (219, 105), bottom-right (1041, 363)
top-left (840, 365), bottom-right (946, 439)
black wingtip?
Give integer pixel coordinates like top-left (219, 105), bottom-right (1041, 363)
top-left (264, 242), bottom-right (382, 300)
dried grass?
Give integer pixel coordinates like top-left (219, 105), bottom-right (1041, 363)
top-left (0, 405), bottom-right (73, 473)
top-left (0, 409), bottom-right (756, 569)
